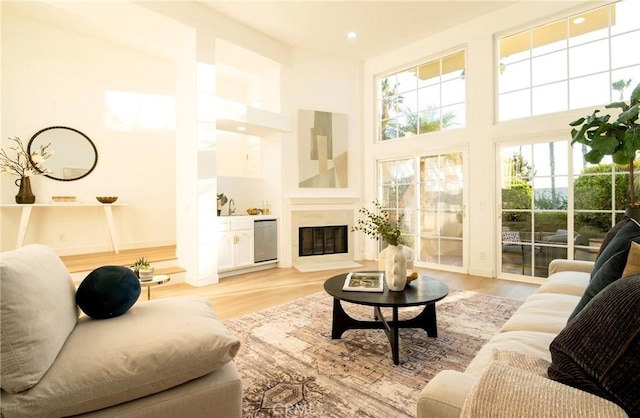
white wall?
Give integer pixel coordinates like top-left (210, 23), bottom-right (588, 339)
top-left (279, 50), bottom-right (363, 266)
top-left (0, 3), bottom-right (180, 254)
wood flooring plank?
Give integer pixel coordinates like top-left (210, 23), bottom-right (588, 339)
top-left (145, 261), bottom-right (539, 320)
top-left (67, 248), bottom-right (540, 321)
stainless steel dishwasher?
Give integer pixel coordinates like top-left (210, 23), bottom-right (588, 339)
top-left (254, 219), bottom-right (278, 263)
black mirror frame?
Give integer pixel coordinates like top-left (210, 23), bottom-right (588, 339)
top-left (28, 126), bottom-right (98, 181)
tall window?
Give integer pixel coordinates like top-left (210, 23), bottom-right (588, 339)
top-left (377, 51), bottom-right (466, 141)
top-left (378, 158), bottom-right (416, 250)
top-left (498, 0), bottom-right (640, 121)
top-left (500, 141), bottom-right (570, 278)
top-left (499, 140), bottom-right (633, 279)
top-left (378, 152), bottom-right (465, 270)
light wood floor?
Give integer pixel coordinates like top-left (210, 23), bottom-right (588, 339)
top-left (60, 246), bottom-right (539, 321)
top-left (147, 261), bottom-right (539, 321)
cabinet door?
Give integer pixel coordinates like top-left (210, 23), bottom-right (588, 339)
top-left (234, 230), bottom-right (253, 267)
top-left (217, 232), bottom-right (235, 271)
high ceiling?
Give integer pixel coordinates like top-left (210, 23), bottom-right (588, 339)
top-left (201, 1), bottom-right (520, 61)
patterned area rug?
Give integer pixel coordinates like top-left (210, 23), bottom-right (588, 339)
top-left (224, 290), bottom-right (522, 417)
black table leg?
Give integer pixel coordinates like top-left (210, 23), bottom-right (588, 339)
top-left (331, 298), bottom-right (352, 339)
top-left (330, 297), bottom-right (438, 365)
top-left (398, 303), bottom-right (438, 337)
top-left (374, 306), bottom-right (400, 365)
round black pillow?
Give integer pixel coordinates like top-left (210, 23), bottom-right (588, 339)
top-left (76, 266), bottom-right (141, 319)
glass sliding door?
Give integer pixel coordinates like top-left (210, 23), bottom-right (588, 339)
top-left (377, 151), bottom-right (466, 271)
top-left (378, 158), bottom-right (416, 252)
top-left (499, 141), bottom-right (571, 279)
top-left (419, 153), bottom-right (464, 268)
top-left (499, 139), bottom-right (634, 281)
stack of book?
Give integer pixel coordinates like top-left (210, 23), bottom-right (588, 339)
top-left (342, 272), bottom-right (384, 292)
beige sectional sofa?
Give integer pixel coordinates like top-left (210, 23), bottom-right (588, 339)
top-left (417, 259), bottom-right (629, 418)
top-left (1, 244), bottom-right (242, 417)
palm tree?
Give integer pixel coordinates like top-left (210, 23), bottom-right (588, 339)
top-left (380, 79), bottom-right (459, 139)
top-left (400, 106), bottom-right (458, 135)
top-left (380, 79), bottom-right (404, 140)
top-left (612, 78), bottom-right (632, 101)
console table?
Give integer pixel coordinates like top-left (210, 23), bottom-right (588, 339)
top-left (1, 203), bottom-right (125, 253)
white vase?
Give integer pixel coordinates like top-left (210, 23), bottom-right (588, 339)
top-left (384, 244), bottom-right (407, 291)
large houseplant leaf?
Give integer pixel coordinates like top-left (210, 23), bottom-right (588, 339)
top-left (570, 82), bottom-right (640, 206)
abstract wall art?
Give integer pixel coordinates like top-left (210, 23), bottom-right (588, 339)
top-left (297, 109), bottom-right (348, 188)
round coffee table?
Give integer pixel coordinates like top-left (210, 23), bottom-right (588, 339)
top-left (324, 272), bottom-right (449, 365)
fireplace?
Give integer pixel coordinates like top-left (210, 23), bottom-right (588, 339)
top-left (298, 225), bottom-right (348, 257)
top-left (289, 201), bottom-right (359, 269)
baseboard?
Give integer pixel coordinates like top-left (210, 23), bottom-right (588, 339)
top-left (468, 266), bottom-right (494, 278)
top-left (294, 261), bottom-right (363, 273)
top-left (218, 262), bottom-right (278, 279)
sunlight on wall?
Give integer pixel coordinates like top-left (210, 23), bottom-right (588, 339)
top-left (104, 90), bottom-right (176, 132)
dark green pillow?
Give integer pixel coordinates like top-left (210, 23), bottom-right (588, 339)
top-left (569, 219), bottom-right (640, 320)
top-left (549, 275), bottom-right (640, 417)
top-left (76, 266), bottom-right (141, 319)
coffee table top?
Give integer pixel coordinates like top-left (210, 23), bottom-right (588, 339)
top-left (324, 271), bottom-right (449, 308)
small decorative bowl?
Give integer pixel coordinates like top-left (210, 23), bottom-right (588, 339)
top-left (247, 208), bottom-right (262, 215)
top-left (96, 196), bottom-right (118, 204)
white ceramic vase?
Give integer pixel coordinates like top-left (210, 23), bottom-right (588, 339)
top-left (384, 244), bottom-right (407, 291)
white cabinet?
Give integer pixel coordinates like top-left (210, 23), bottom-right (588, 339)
top-left (233, 229), bottom-right (253, 267)
top-left (217, 218), bottom-right (254, 271)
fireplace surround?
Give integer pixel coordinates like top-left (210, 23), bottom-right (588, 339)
top-left (290, 203), bottom-right (358, 268)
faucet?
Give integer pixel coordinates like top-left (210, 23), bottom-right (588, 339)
top-left (228, 199), bottom-right (235, 216)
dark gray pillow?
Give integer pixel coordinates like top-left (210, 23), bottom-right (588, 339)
top-left (569, 219), bottom-right (640, 320)
top-left (549, 275), bottom-right (640, 417)
top-left (595, 217), bottom-right (631, 262)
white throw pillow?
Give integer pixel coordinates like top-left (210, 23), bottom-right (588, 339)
top-left (1, 244), bottom-right (79, 393)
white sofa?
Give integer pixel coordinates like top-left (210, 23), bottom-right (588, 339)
top-left (1, 244), bottom-right (243, 418)
top-left (417, 259), bottom-right (629, 418)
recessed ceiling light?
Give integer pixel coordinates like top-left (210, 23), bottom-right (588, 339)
top-left (237, 126), bottom-right (247, 132)
top-left (573, 17), bottom-right (585, 24)
top-left (347, 32), bottom-right (357, 39)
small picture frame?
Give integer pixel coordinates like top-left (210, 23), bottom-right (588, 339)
top-left (342, 272), bottom-right (384, 292)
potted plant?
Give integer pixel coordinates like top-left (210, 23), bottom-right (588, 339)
top-left (352, 200), bottom-right (404, 246)
top-left (132, 257), bottom-right (154, 281)
top-left (0, 137), bottom-right (53, 204)
top-left (570, 82), bottom-right (640, 218)
top-left (352, 200), bottom-right (408, 291)
top-left (217, 193), bottom-right (228, 216)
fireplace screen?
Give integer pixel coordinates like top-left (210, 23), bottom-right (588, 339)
top-left (299, 225), bottom-right (348, 256)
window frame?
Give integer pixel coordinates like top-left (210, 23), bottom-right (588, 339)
top-left (376, 49), bottom-right (467, 142)
top-left (495, 0), bottom-right (640, 123)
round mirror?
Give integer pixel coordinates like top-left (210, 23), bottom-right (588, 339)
top-left (28, 126), bottom-right (98, 181)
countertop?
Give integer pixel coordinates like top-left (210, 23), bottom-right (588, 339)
top-left (217, 214), bottom-right (277, 220)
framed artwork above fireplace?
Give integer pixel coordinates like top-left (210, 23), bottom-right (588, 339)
top-left (297, 109), bottom-right (348, 188)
